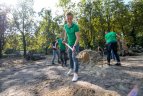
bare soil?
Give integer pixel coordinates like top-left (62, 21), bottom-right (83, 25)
top-left (0, 54), bottom-right (143, 96)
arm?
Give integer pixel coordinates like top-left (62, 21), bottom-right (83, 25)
top-left (63, 30), bottom-right (67, 42)
top-left (72, 32), bottom-right (80, 52)
top-left (74, 32), bottom-right (80, 46)
top-left (50, 43), bottom-right (53, 48)
top-left (116, 33), bottom-right (120, 39)
top-left (54, 40), bottom-right (58, 49)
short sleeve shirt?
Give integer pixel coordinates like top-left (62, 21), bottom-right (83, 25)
top-left (64, 23), bottom-right (79, 46)
top-left (57, 38), bottom-right (66, 51)
top-left (105, 32), bottom-right (117, 44)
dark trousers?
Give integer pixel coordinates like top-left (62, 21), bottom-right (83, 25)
top-left (60, 50), bottom-right (67, 66)
top-left (111, 49), bottom-right (116, 60)
top-left (107, 42), bottom-right (120, 63)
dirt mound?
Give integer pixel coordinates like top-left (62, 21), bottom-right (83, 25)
top-left (0, 58), bottom-right (28, 67)
top-left (77, 49), bottom-right (103, 66)
top-left (45, 81), bottom-right (120, 96)
top-left (0, 86), bottom-right (34, 96)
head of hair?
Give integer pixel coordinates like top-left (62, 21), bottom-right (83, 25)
top-left (66, 12), bottom-right (73, 17)
top-left (64, 20), bottom-right (67, 24)
top-left (56, 38), bottom-right (58, 39)
top-left (106, 31), bottom-right (110, 33)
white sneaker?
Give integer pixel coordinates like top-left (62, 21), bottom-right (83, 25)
top-left (67, 69), bottom-right (72, 75)
top-left (72, 73), bottom-right (78, 82)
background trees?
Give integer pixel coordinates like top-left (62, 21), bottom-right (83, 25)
top-left (0, 4), bottom-right (8, 58)
top-left (11, 0), bottom-right (35, 57)
top-left (1, 0), bottom-right (143, 58)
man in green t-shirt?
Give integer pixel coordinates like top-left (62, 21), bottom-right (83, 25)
top-left (63, 12), bottom-right (80, 82)
top-left (105, 31), bottom-right (121, 66)
top-left (57, 37), bottom-right (68, 67)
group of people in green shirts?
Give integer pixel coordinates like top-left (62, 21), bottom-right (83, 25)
top-left (51, 12), bottom-right (121, 82)
top-left (51, 12), bottom-right (80, 82)
top-left (51, 37), bottom-right (68, 67)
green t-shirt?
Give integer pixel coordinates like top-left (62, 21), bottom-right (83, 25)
top-left (105, 32), bottom-right (117, 44)
top-left (57, 38), bottom-right (66, 51)
top-left (64, 23), bottom-right (79, 46)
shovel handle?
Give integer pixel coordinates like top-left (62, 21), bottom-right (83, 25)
top-left (63, 42), bottom-right (73, 50)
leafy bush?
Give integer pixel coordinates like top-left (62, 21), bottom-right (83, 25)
top-left (4, 49), bottom-right (16, 54)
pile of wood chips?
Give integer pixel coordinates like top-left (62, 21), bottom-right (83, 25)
top-left (76, 49), bottom-right (103, 66)
top-left (45, 81), bottom-right (120, 96)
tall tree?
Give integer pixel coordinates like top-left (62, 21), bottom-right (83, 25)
top-left (12, 0), bottom-right (35, 57)
top-left (129, 0), bottom-right (143, 45)
top-left (0, 4), bottom-right (9, 58)
top-left (38, 9), bottom-right (56, 54)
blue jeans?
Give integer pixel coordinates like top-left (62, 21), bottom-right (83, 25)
top-left (68, 45), bottom-right (79, 73)
top-left (52, 50), bottom-right (60, 64)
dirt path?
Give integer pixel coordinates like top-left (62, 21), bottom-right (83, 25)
top-left (0, 54), bottom-right (143, 96)
top-left (0, 56), bottom-right (70, 96)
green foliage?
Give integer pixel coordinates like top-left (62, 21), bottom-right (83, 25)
top-left (3, 0), bottom-right (143, 54)
top-left (77, 0), bottom-right (143, 48)
top-left (4, 49), bottom-right (16, 54)
top-left (11, 0), bottom-right (35, 57)
top-left (4, 33), bottom-right (21, 50)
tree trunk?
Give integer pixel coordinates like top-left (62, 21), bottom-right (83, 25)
top-left (107, 16), bottom-right (111, 32)
top-left (22, 13), bottom-right (27, 58)
top-left (89, 8), bottom-right (93, 49)
top-left (45, 18), bottom-right (51, 55)
top-left (45, 47), bottom-right (48, 55)
top-left (0, 39), bottom-right (2, 58)
top-left (0, 14), bottom-right (6, 58)
top-left (22, 33), bottom-right (27, 58)
top-left (121, 25), bottom-right (124, 33)
top-left (131, 26), bottom-right (136, 46)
